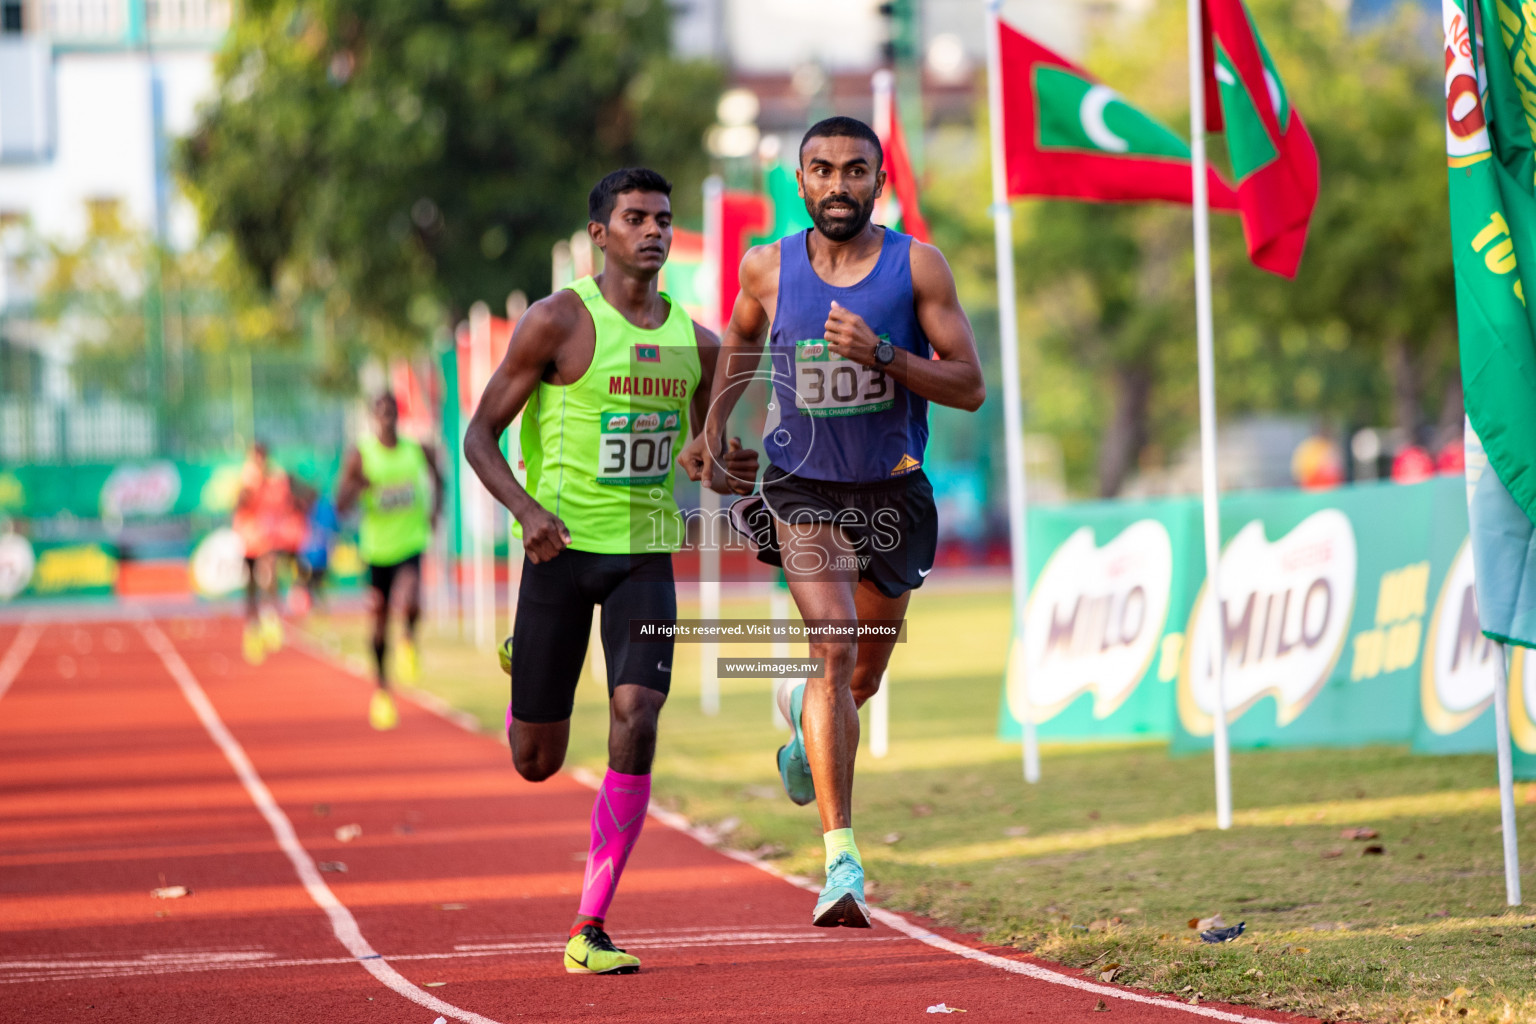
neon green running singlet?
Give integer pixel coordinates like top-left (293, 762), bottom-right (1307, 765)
top-left (517, 276), bottom-right (701, 554)
top-left (358, 435), bottom-right (431, 566)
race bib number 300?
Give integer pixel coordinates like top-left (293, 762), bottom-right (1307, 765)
top-left (793, 338), bottom-right (894, 418)
top-left (598, 409), bottom-right (681, 486)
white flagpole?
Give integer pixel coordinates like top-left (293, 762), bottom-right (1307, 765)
top-left (1187, 0), bottom-right (1232, 829)
top-left (1493, 643), bottom-right (1523, 905)
top-left (699, 175), bottom-right (724, 716)
top-left (985, 0), bottom-right (1038, 783)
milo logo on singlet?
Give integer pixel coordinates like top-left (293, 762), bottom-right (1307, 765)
top-left (792, 336), bottom-right (895, 418)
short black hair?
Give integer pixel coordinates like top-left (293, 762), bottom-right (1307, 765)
top-left (799, 117), bottom-right (883, 170)
top-left (588, 168), bottom-right (672, 225)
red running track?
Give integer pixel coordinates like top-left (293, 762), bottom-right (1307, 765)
top-left (0, 615), bottom-right (1317, 1024)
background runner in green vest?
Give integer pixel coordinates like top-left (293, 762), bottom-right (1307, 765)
top-left (335, 393), bottom-right (445, 731)
top-left (463, 167), bottom-right (757, 975)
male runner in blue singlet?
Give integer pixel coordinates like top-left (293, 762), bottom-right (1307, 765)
top-left (680, 117), bottom-right (985, 928)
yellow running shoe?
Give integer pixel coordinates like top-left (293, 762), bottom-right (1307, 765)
top-left (563, 925), bottom-right (640, 975)
top-left (394, 638), bottom-right (420, 685)
top-left (242, 625), bottom-right (266, 665)
top-left (369, 689), bottom-right (399, 731)
top-left (259, 609), bottom-right (283, 652)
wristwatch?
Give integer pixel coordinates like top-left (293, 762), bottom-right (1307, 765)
top-left (874, 340), bottom-right (896, 366)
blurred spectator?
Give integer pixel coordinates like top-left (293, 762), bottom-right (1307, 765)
top-left (1436, 438), bottom-right (1466, 475)
top-left (1391, 444), bottom-right (1436, 483)
top-left (1291, 435), bottom-right (1344, 490)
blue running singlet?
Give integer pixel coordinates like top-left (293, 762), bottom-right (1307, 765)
top-left (762, 228), bottom-right (932, 483)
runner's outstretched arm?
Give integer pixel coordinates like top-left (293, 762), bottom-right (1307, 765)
top-left (333, 448), bottom-right (366, 517)
top-left (822, 241), bottom-right (985, 412)
top-left (678, 244), bottom-right (775, 492)
top-left (462, 295), bottom-right (578, 564)
top-left (420, 443), bottom-right (446, 528)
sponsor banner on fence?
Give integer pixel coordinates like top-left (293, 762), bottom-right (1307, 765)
top-left (999, 478), bottom-right (1536, 774)
top-left (999, 498), bottom-right (1196, 740)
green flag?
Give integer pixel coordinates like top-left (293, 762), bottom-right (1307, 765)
top-left (1443, 0), bottom-right (1536, 648)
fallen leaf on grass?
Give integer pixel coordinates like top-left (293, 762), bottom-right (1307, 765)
top-left (911, 804), bottom-right (934, 818)
top-left (1099, 968), bottom-right (1120, 983)
top-left (1243, 968), bottom-right (1264, 978)
top-left (150, 886), bottom-right (190, 900)
top-left (1361, 845), bottom-right (1385, 856)
top-left (1003, 826), bottom-right (1030, 837)
top-left (883, 832), bottom-right (904, 844)
top-left (334, 824), bottom-right (362, 843)
top-left (1320, 849), bottom-right (1344, 859)
top-left (1340, 827), bottom-right (1379, 840)
top-left (1188, 914), bottom-right (1225, 931)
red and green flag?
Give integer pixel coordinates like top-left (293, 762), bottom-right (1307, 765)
top-left (1202, 0), bottom-right (1319, 278)
top-left (878, 92), bottom-right (931, 243)
top-left (999, 22), bottom-right (1240, 210)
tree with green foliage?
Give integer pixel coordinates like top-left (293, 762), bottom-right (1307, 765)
top-left (181, 0), bottom-right (721, 350)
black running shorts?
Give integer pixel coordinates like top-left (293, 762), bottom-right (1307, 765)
top-left (730, 465), bottom-right (938, 598)
top-left (367, 552), bottom-right (422, 598)
top-left (509, 549), bottom-right (675, 725)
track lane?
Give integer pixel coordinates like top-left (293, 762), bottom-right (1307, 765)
top-left (1, 616), bottom-right (1320, 1024)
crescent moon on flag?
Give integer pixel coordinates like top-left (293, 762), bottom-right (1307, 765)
top-left (1079, 85), bottom-right (1129, 153)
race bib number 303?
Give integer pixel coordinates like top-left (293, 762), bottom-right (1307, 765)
top-left (598, 409), bottom-right (682, 486)
top-left (793, 338), bottom-right (895, 418)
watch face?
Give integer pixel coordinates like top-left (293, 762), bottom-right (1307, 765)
top-left (876, 342), bottom-right (894, 365)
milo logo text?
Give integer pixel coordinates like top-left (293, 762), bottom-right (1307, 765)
top-left (1179, 510), bottom-right (1357, 733)
top-left (1011, 520), bottom-right (1174, 724)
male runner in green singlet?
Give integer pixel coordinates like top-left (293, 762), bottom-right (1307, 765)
top-left (336, 393), bottom-right (444, 730)
top-left (464, 168), bottom-right (758, 975)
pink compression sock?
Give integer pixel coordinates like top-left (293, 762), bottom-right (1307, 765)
top-left (577, 769), bottom-right (652, 920)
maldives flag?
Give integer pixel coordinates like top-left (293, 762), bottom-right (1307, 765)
top-left (1203, 0), bottom-right (1319, 278)
top-left (878, 95), bottom-right (931, 243)
top-left (1000, 22), bottom-right (1239, 209)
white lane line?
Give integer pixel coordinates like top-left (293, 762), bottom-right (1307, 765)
top-left (135, 619), bottom-right (504, 1024)
top-left (1, 931), bottom-right (908, 984)
top-left (294, 628), bottom-right (1299, 1024)
top-left (0, 618), bottom-right (42, 703)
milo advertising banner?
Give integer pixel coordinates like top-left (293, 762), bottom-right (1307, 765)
top-left (1172, 482), bottom-right (1430, 751)
top-left (1000, 477), bottom-right (1536, 774)
top-left (0, 533), bottom-right (118, 601)
top-left (998, 497), bottom-right (1198, 740)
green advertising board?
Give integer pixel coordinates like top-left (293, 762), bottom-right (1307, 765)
top-left (999, 478), bottom-right (1536, 777)
top-left (997, 497), bottom-right (1197, 741)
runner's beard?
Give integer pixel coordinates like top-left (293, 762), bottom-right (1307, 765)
top-left (809, 192), bottom-right (875, 243)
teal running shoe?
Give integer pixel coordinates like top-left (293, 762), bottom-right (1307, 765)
top-left (775, 683), bottom-right (815, 806)
top-left (812, 853), bottom-right (871, 928)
